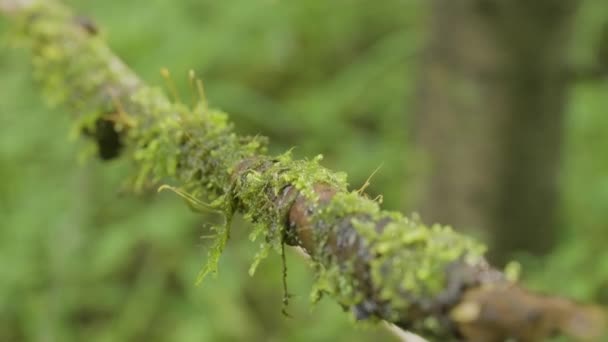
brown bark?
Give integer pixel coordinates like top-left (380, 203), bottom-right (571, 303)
top-left (411, 0), bottom-right (579, 263)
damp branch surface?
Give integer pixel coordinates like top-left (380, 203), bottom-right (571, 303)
top-left (1, 1), bottom-right (605, 341)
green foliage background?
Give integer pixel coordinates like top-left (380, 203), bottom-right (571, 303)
top-left (0, 0), bottom-right (607, 341)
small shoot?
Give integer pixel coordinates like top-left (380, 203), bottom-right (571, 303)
top-left (157, 184), bottom-right (220, 214)
top-left (356, 163), bottom-right (383, 196)
top-left (160, 67), bottom-right (182, 104)
top-left (188, 69), bottom-right (199, 109)
top-left (187, 69), bottom-right (209, 111)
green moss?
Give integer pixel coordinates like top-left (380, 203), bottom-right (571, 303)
top-left (307, 192), bottom-right (486, 318)
top-left (196, 214), bottom-right (233, 283)
top-left (17, 1), bottom-right (138, 126)
top-left (17, 0), bottom-right (268, 283)
top-left (13, 0), bottom-right (490, 332)
top-left (233, 151), bottom-right (348, 273)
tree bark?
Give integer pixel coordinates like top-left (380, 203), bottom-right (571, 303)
top-left (411, 0), bottom-right (579, 263)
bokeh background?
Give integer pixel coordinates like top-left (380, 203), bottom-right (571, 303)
top-left (1, 0), bottom-right (608, 341)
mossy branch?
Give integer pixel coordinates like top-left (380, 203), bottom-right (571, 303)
top-left (1, 1), bottom-right (605, 340)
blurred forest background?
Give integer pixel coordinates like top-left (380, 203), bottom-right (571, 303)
top-left (1, 0), bottom-right (608, 341)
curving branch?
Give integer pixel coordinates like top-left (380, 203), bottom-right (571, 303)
top-left (1, 1), bottom-right (605, 341)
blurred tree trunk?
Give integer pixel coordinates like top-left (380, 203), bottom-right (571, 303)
top-left (411, 0), bottom-right (579, 263)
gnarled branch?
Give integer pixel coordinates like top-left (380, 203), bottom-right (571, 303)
top-left (1, 1), bottom-right (605, 340)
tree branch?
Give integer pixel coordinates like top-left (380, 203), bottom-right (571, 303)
top-left (1, 1), bottom-right (605, 340)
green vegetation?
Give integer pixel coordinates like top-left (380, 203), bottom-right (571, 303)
top-left (10, 3), bottom-right (490, 336)
top-left (1, 0), bottom-right (608, 341)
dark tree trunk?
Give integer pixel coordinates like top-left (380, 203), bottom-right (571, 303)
top-left (411, 0), bottom-right (579, 263)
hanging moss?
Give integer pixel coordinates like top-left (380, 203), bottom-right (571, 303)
top-left (10, 0), bottom-right (492, 336)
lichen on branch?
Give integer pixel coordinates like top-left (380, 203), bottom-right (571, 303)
top-left (2, 1), bottom-right (605, 341)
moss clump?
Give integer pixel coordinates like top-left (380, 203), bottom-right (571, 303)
top-left (308, 192), bottom-right (485, 321)
top-left (232, 152), bottom-right (348, 275)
